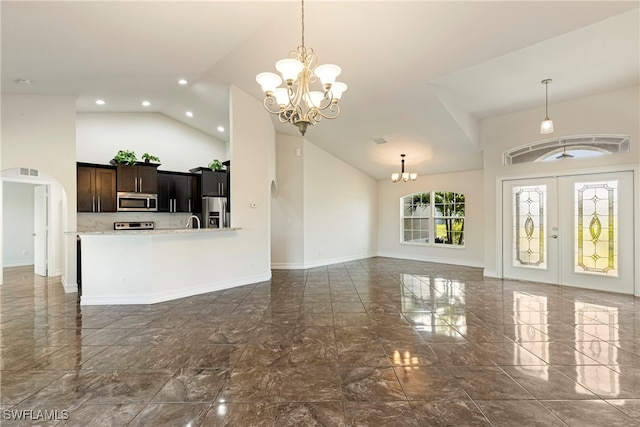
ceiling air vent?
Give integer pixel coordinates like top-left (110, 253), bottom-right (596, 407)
top-left (372, 137), bottom-right (387, 145)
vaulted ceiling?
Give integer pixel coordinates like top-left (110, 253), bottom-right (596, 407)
top-left (2, 1), bottom-right (638, 179)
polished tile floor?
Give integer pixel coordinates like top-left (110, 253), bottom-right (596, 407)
top-left (2, 258), bottom-right (640, 426)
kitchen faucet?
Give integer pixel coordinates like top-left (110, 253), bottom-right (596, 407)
top-left (185, 215), bottom-right (201, 229)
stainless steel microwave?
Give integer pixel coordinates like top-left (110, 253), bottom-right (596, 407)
top-left (117, 192), bottom-right (158, 212)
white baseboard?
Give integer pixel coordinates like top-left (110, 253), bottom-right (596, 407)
top-left (376, 251), bottom-right (484, 269)
top-left (3, 259), bottom-right (33, 268)
top-left (271, 253), bottom-right (376, 270)
top-left (61, 276), bottom-right (78, 293)
top-left (483, 269), bottom-right (501, 278)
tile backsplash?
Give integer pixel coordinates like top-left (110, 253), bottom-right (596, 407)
top-left (77, 212), bottom-right (197, 231)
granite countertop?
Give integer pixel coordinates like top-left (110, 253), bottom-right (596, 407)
top-left (72, 227), bottom-right (241, 236)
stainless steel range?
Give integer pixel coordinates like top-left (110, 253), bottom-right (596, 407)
top-left (114, 221), bottom-right (155, 230)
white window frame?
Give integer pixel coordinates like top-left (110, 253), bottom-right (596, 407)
top-left (400, 191), bottom-right (466, 248)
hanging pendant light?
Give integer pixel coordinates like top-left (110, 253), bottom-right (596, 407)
top-left (256, 0), bottom-right (347, 136)
top-left (556, 140), bottom-right (574, 159)
top-left (391, 154), bottom-right (417, 182)
top-left (540, 79), bottom-right (554, 134)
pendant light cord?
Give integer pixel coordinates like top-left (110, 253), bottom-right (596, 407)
top-left (545, 81), bottom-right (549, 118)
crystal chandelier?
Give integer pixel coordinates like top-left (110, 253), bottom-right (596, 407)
top-left (255, 0), bottom-right (347, 136)
top-left (391, 154), bottom-right (417, 182)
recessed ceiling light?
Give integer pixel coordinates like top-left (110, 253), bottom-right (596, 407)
top-left (178, 79), bottom-right (188, 85)
top-left (185, 111), bottom-right (194, 117)
top-left (141, 101), bottom-right (151, 107)
top-left (217, 126), bottom-right (225, 132)
top-left (95, 99), bottom-right (106, 105)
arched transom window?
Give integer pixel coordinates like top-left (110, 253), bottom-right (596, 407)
top-left (503, 135), bottom-right (630, 165)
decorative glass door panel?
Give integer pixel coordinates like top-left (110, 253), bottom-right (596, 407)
top-left (575, 180), bottom-right (618, 276)
top-left (513, 185), bottom-right (547, 269)
top-left (503, 178), bottom-right (558, 284)
top-left (503, 172), bottom-right (634, 294)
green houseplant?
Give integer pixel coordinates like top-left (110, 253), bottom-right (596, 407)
top-left (142, 153), bottom-right (160, 163)
top-left (112, 150), bottom-right (138, 166)
top-left (208, 159), bottom-right (225, 172)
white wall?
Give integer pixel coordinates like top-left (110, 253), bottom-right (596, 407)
top-left (481, 85), bottom-right (640, 279)
top-left (2, 182), bottom-right (36, 267)
top-left (271, 135), bottom-right (378, 269)
top-left (76, 112), bottom-right (227, 172)
top-left (228, 85), bottom-right (275, 276)
top-left (377, 169), bottom-right (485, 267)
top-left (271, 134), bottom-right (305, 268)
top-left (303, 140), bottom-right (378, 267)
top-left (1, 94), bottom-right (77, 289)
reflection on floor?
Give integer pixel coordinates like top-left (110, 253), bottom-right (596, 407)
top-left (2, 258), bottom-right (640, 426)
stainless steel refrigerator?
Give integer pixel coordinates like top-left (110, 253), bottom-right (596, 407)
top-left (202, 196), bottom-right (228, 228)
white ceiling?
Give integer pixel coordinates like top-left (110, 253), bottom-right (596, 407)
top-left (2, 1), bottom-right (638, 179)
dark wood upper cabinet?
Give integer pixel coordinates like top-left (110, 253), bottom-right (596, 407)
top-left (116, 163), bottom-right (158, 193)
top-left (77, 164), bottom-right (116, 212)
top-left (201, 170), bottom-right (228, 197)
top-left (157, 171), bottom-right (196, 213)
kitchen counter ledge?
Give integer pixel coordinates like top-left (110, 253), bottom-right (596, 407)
top-left (72, 227), bottom-right (241, 236)
top-left (75, 225), bottom-right (266, 306)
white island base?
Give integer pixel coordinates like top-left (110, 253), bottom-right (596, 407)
top-left (79, 228), bottom-right (269, 305)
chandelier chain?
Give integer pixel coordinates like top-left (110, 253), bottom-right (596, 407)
top-left (301, 0), bottom-right (305, 48)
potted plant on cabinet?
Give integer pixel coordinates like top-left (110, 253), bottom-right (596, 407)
top-left (111, 150), bottom-right (138, 166)
top-left (142, 153), bottom-right (160, 163)
top-left (208, 159), bottom-right (226, 171)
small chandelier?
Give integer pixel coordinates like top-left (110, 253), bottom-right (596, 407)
top-left (391, 154), bottom-right (417, 182)
top-left (255, 0), bottom-right (347, 136)
top-left (540, 78), bottom-right (554, 134)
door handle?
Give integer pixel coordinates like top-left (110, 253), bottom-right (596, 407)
top-left (97, 196), bottom-right (101, 212)
top-left (550, 234), bottom-right (558, 239)
top-left (92, 196), bottom-right (95, 212)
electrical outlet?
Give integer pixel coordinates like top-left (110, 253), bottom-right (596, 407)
top-left (22, 250), bottom-right (28, 256)
top-left (120, 276), bottom-right (127, 285)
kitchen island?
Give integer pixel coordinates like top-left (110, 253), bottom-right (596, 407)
top-left (75, 227), bottom-right (271, 305)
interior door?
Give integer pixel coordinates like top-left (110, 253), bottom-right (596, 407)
top-left (34, 184), bottom-right (48, 277)
top-left (503, 171), bottom-right (634, 294)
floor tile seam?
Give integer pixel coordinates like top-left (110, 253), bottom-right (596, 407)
top-left (473, 398), bottom-right (570, 427)
top-left (1, 372), bottom-right (69, 408)
top-left (457, 390), bottom-right (497, 427)
top-left (499, 363), bottom-right (614, 401)
top-left (538, 397), bottom-right (636, 423)
top-left (484, 365), bottom-right (540, 401)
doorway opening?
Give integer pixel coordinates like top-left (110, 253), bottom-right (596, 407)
top-left (2, 168), bottom-right (66, 282)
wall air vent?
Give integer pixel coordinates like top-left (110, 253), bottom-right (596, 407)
top-left (18, 168), bottom-right (39, 177)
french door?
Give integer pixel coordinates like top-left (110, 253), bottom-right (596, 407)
top-left (502, 171), bottom-right (634, 294)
